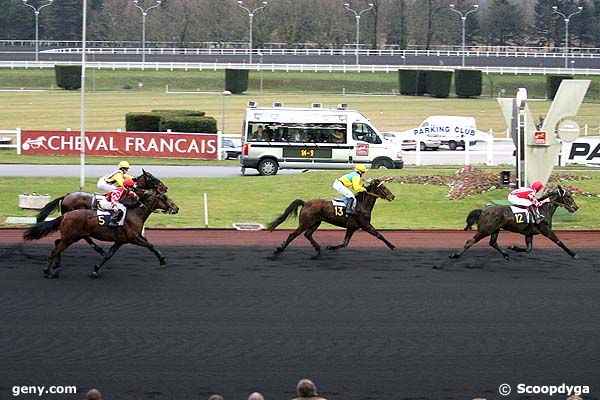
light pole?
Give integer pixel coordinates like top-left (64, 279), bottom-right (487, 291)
top-left (21, 0), bottom-right (53, 62)
top-left (132, 0), bottom-right (162, 64)
top-left (343, 2), bottom-right (374, 66)
top-left (220, 90), bottom-right (231, 161)
top-left (449, 3), bottom-right (479, 68)
top-left (237, 0), bottom-right (268, 64)
top-left (552, 5), bottom-right (584, 69)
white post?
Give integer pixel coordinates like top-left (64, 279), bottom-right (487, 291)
top-left (203, 192), bottom-right (209, 228)
top-left (487, 130), bottom-right (494, 166)
top-left (464, 137), bottom-right (470, 165)
top-left (584, 124), bottom-right (588, 136)
top-left (415, 136), bottom-right (421, 166)
top-left (79, 0), bottom-right (87, 190)
top-left (16, 127), bottom-right (22, 155)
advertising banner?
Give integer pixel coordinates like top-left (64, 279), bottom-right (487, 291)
top-left (561, 137), bottom-right (600, 165)
top-left (20, 130), bottom-right (219, 159)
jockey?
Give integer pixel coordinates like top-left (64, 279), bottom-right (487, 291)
top-left (507, 181), bottom-right (550, 224)
top-left (333, 164), bottom-right (367, 215)
top-left (97, 161), bottom-right (134, 193)
top-left (104, 178), bottom-right (139, 227)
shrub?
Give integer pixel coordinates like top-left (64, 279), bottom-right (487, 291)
top-left (398, 69), bottom-right (419, 95)
top-left (425, 70), bottom-right (452, 98)
top-left (125, 112), bottom-right (162, 132)
top-left (225, 69), bottom-right (249, 94)
top-left (159, 116), bottom-right (218, 133)
top-left (546, 75), bottom-right (573, 99)
top-left (151, 110), bottom-right (206, 117)
top-left (54, 65), bottom-right (81, 90)
top-left (455, 69), bottom-right (482, 98)
top-left (417, 71), bottom-right (428, 95)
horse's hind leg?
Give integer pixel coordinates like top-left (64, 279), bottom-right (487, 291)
top-left (508, 235), bottom-right (533, 253)
top-left (489, 230), bottom-right (510, 260)
top-left (326, 227), bottom-right (358, 251)
top-left (84, 236), bottom-right (106, 256)
top-left (92, 243), bottom-right (123, 278)
top-left (45, 239), bottom-right (72, 278)
top-left (449, 231), bottom-right (488, 259)
top-left (304, 222), bottom-right (322, 259)
top-left (274, 224), bottom-right (307, 255)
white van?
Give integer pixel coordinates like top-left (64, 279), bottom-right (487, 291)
top-left (240, 103), bottom-right (404, 175)
top-left (402, 116), bottom-right (483, 150)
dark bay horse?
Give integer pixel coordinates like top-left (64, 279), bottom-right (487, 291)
top-left (34, 169), bottom-right (168, 255)
top-left (23, 189), bottom-right (179, 278)
top-left (450, 185), bottom-right (579, 260)
top-left (267, 178), bottom-right (396, 258)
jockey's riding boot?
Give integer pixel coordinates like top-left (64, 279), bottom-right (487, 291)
top-left (108, 210), bottom-right (122, 227)
top-left (345, 198), bottom-right (356, 215)
top-left (532, 207), bottom-right (545, 224)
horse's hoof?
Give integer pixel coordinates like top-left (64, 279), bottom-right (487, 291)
top-left (449, 253), bottom-right (461, 259)
top-left (310, 253), bottom-right (321, 260)
top-left (572, 254), bottom-right (579, 260)
top-left (507, 245), bottom-right (515, 250)
top-left (91, 271), bottom-right (100, 279)
top-left (503, 254), bottom-right (510, 261)
top-left (389, 246), bottom-right (396, 251)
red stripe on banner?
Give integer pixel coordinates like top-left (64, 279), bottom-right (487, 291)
top-left (20, 130), bottom-right (219, 159)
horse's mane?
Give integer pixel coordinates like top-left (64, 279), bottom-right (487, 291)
top-left (538, 185), bottom-right (568, 202)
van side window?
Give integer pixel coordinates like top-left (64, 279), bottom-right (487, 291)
top-left (352, 123), bottom-right (381, 144)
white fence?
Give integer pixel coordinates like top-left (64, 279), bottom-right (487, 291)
top-left (2, 60), bottom-right (600, 76)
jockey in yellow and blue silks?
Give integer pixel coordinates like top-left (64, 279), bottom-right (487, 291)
top-left (333, 164), bottom-right (367, 215)
top-left (97, 161), bottom-right (134, 193)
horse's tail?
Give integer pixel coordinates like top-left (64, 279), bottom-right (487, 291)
top-left (464, 209), bottom-right (482, 231)
top-left (267, 199), bottom-right (305, 231)
top-left (23, 215), bottom-right (63, 241)
top-left (35, 195), bottom-right (64, 223)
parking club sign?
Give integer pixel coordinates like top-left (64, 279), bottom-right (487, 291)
top-left (20, 130), bottom-right (219, 159)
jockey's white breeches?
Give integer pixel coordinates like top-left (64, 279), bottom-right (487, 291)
top-left (508, 194), bottom-right (532, 208)
top-left (333, 179), bottom-right (354, 199)
top-left (98, 198), bottom-right (125, 213)
top-left (97, 178), bottom-right (117, 193)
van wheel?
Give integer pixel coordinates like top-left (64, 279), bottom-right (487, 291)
top-left (372, 159), bottom-right (393, 169)
top-left (448, 141), bottom-right (458, 151)
top-left (258, 159), bottom-right (279, 176)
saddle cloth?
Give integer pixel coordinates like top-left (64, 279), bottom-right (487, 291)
top-left (96, 198), bottom-right (127, 226)
top-left (510, 205), bottom-right (533, 224)
top-left (332, 198), bottom-right (348, 207)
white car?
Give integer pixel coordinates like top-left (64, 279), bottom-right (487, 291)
top-left (222, 138), bottom-right (242, 160)
top-left (382, 132), bottom-right (441, 151)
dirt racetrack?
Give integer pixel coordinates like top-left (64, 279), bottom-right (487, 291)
top-left (1, 230), bottom-right (599, 400)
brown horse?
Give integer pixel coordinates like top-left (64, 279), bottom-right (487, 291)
top-left (267, 178), bottom-right (396, 258)
top-left (450, 185), bottom-right (579, 260)
top-left (34, 169), bottom-right (168, 255)
top-left (23, 189), bottom-right (179, 278)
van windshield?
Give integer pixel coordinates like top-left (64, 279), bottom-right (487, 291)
top-left (352, 123), bottom-right (382, 144)
top-left (246, 122), bottom-right (346, 143)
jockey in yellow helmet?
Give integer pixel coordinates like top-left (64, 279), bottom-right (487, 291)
top-left (97, 160), bottom-right (134, 193)
top-left (333, 164), bottom-right (367, 215)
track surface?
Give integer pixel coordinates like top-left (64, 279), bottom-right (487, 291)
top-left (1, 238), bottom-right (599, 400)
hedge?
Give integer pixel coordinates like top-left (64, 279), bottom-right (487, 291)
top-left (159, 116), bottom-right (218, 133)
top-left (125, 112), bottom-right (162, 132)
top-left (455, 69), bottom-right (482, 98)
top-left (546, 75), bottom-right (573, 100)
top-left (417, 71), bottom-right (428, 95)
top-left (151, 110), bottom-right (206, 117)
top-left (425, 70), bottom-right (453, 98)
top-left (225, 69), bottom-right (249, 94)
top-left (55, 65), bottom-right (81, 90)
top-left (398, 69), bottom-right (419, 95)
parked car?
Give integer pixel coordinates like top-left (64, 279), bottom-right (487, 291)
top-left (382, 132), bottom-right (441, 151)
top-left (222, 138), bottom-right (242, 160)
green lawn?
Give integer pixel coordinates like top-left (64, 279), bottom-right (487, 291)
top-left (2, 169), bottom-right (599, 229)
top-left (1, 90), bottom-right (600, 137)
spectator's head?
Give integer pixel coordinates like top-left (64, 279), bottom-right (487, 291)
top-left (297, 379), bottom-right (318, 397)
top-left (566, 396), bottom-right (583, 400)
top-left (208, 395), bottom-right (224, 400)
top-left (84, 389), bottom-right (102, 400)
top-left (248, 392), bottom-right (264, 400)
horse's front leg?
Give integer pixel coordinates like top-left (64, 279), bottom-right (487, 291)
top-left (538, 226), bottom-right (578, 259)
top-left (92, 243), bottom-right (123, 278)
top-left (131, 235), bottom-right (166, 266)
top-left (361, 224), bottom-right (395, 250)
top-left (326, 227), bottom-right (358, 251)
top-left (508, 235), bottom-right (533, 253)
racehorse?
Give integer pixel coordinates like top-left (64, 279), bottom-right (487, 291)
top-left (267, 178), bottom-right (396, 258)
top-left (23, 188), bottom-right (179, 278)
top-left (34, 169), bottom-right (168, 255)
top-left (450, 185), bottom-right (579, 260)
